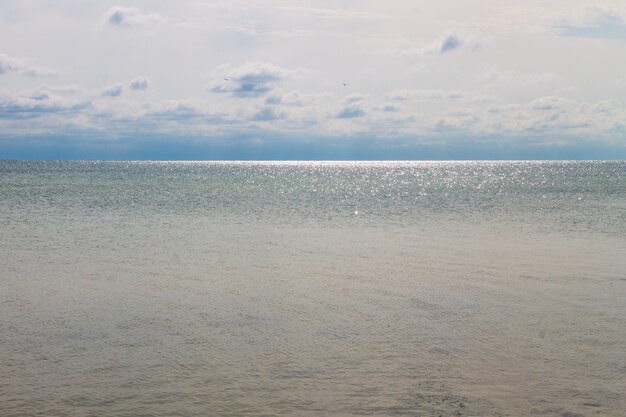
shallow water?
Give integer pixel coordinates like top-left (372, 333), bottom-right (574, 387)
top-left (1, 161), bottom-right (625, 416)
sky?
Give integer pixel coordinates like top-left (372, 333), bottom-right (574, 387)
top-left (1, 0), bottom-right (626, 160)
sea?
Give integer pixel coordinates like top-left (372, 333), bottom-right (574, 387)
top-left (1, 160), bottom-right (625, 417)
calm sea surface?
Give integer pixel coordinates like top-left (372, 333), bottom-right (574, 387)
top-left (1, 161), bottom-right (625, 416)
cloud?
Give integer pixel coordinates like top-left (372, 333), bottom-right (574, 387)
top-left (0, 53), bottom-right (57, 77)
top-left (403, 31), bottom-right (480, 56)
top-left (145, 99), bottom-right (221, 122)
top-left (441, 32), bottom-right (462, 53)
top-left (386, 89), bottom-right (467, 101)
top-left (590, 99), bottom-right (622, 114)
top-left (531, 96), bottom-right (573, 110)
top-left (102, 84), bottom-right (124, 97)
top-left (264, 90), bottom-right (322, 106)
top-left (103, 7), bottom-right (166, 28)
top-left (209, 62), bottom-right (303, 97)
top-left (556, 5), bottom-right (626, 39)
top-left (211, 82), bottom-right (271, 96)
top-left (433, 116), bottom-right (478, 132)
top-left (129, 77), bottom-right (149, 91)
top-left (279, 6), bottom-right (392, 22)
top-left (2, 85), bottom-right (625, 158)
top-left (0, 54), bottom-right (22, 75)
top-left (224, 62), bottom-right (296, 84)
top-left (0, 90), bottom-right (90, 120)
top-left (343, 94), bottom-right (367, 105)
top-left (87, 98), bottom-right (233, 137)
top-left (251, 107), bottom-right (286, 121)
top-left (336, 104), bottom-right (365, 119)
top-left (264, 95), bottom-right (282, 105)
top-left (378, 104), bottom-right (399, 112)
top-left (483, 69), bottom-right (562, 85)
top-left (481, 69), bottom-right (566, 93)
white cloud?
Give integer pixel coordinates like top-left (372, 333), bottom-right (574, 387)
top-left (456, 4), bottom-right (626, 41)
top-left (386, 89), bottom-right (467, 101)
top-left (1, 82), bottom-right (624, 150)
top-left (264, 90), bottom-right (324, 106)
top-left (145, 99), bottom-right (220, 122)
top-left (403, 31), bottom-right (481, 56)
top-left (590, 99), bottom-right (622, 114)
top-left (102, 84), bottom-right (124, 97)
top-left (264, 95), bottom-right (282, 105)
top-left (531, 96), bottom-right (573, 110)
top-left (278, 6), bottom-right (392, 23)
top-left (433, 115), bottom-right (479, 132)
top-left (336, 104), bottom-right (366, 119)
top-left (230, 62), bottom-right (298, 84)
top-left (556, 4), bottom-right (626, 39)
top-left (251, 107), bottom-right (287, 121)
top-left (343, 94), bottom-right (367, 105)
top-left (482, 69), bottom-right (563, 87)
top-left (0, 54), bottom-right (22, 75)
top-left (0, 89), bottom-right (90, 121)
top-left (129, 78), bottom-right (149, 91)
top-left (209, 62), bottom-right (303, 97)
top-left (378, 103), bottom-right (399, 112)
top-left (103, 7), bottom-right (166, 28)
top-left (0, 53), bottom-right (58, 77)
top-left (457, 6), bottom-right (560, 35)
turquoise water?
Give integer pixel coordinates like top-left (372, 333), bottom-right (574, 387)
top-left (1, 161), bottom-right (625, 416)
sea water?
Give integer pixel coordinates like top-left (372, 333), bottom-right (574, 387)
top-left (1, 161), bottom-right (624, 416)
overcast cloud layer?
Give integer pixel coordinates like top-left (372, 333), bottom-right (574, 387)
top-left (1, 0), bottom-right (625, 159)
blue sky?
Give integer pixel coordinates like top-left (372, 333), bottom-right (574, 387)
top-left (1, 0), bottom-right (626, 160)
